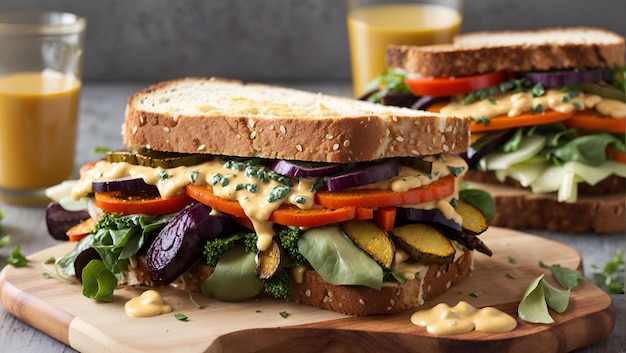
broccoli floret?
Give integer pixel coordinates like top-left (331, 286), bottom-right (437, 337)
top-left (278, 227), bottom-right (308, 265)
top-left (204, 233), bottom-right (250, 267)
top-left (264, 271), bottom-right (293, 301)
top-left (243, 233), bottom-right (258, 253)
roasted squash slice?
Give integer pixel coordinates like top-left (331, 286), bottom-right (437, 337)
top-left (455, 199), bottom-right (489, 235)
top-left (256, 239), bottom-right (284, 280)
top-left (342, 219), bottom-right (395, 269)
top-left (392, 223), bottom-right (455, 266)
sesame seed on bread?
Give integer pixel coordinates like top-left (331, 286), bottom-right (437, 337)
top-left (123, 77), bottom-right (472, 163)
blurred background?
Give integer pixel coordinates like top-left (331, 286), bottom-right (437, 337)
top-left (1, 0), bottom-right (625, 83)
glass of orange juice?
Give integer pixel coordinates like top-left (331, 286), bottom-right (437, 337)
top-left (346, 0), bottom-right (462, 97)
top-left (0, 12), bottom-right (85, 206)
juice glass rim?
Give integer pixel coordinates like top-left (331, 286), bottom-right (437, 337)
top-left (0, 11), bottom-right (85, 36)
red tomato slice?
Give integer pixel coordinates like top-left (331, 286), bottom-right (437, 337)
top-left (405, 71), bottom-right (506, 97)
top-left (428, 103), bottom-right (575, 133)
top-left (66, 217), bottom-right (98, 242)
top-left (94, 191), bottom-right (193, 215)
top-left (315, 175), bottom-right (455, 209)
top-left (564, 110), bottom-right (626, 133)
top-left (186, 184), bottom-right (362, 227)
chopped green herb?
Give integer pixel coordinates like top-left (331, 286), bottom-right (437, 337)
top-left (175, 313), bottom-right (189, 321)
top-left (294, 195), bottom-right (307, 204)
top-left (279, 310), bottom-right (289, 318)
top-left (6, 245), bottom-right (29, 267)
top-left (469, 291), bottom-right (479, 298)
top-left (45, 256), bottom-right (56, 264)
top-left (159, 170), bottom-right (172, 182)
top-left (506, 273), bottom-right (516, 279)
top-left (488, 98), bottom-right (496, 105)
top-left (530, 104), bottom-right (544, 114)
top-left (475, 116), bottom-right (490, 126)
top-left (508, 256), bottom-right (517, 264)
top-left (267, 185), bottom-right (291, 203)
top-left (235, 183), bottom-right (258, 193)
top-left (188, 170), bottom-right (199, 184)
top-left (42, 272), bottom-right (52, 278)
top-left (447, 165), bottom-right (465, 177)
top-left (0, 234), bottom-right (10, 248)
top-left (572, 102), bottom-right (582, 110)
top-left (92, 146), bottom-right (112, 154)
top-left (449, 198), bottom-right (459, 207)
top-left (531, 83), bottom-right (545, 97)
top-left (591, 248), bottom-right (624, 294)
top-left (210, 173), bottom-right (230, 187)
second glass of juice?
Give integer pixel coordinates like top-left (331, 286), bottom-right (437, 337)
top-left (0, 11), bottom-right (86, 205)
top-left (346, 0), bottom-right (462, 97)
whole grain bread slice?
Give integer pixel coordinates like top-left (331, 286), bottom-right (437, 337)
top-left (466, 180), bottom-right (625, 234)
top-left (386, 27), bottom-right (625, 77)
top-left (123, 77), bottom-right (471, 163)
top-left (119, 247), bottom-right (473, 316)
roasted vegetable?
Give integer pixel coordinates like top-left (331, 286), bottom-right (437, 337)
top-left (392, 223), bottom-right (455, 266)
top-left (454, 199), bottom-right (489, 235)
top-left (342, 219), bottom-right (395, 269)
top-left (256, 239), bottom-right (284, 280)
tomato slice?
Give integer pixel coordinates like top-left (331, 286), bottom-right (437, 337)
top-left (66, 217), bottom-right (98, 242)
top-left (269, 205), bottom-right (357, 227)
top-left (607, 148), bottom-right (626, 164)
top-left (405, 71), bottom-right (505, 97)
top-left (94, 191), bottom-right (193, 215)
top-left (315, 175), bottom-right (455, 209)
top-left (186, 184), bottom-right (360, 227)
top-left (185, 184), bottom-right (246, 218)
top-left (564, 110), bottom-right (626, 133)
top-left (428, 102), bottom-right (575, 133)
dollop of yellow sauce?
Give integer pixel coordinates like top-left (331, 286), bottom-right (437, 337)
top-left (124, 290), bottom-right (173, 318)
top-left (411, 301), bottom-right (517, 335)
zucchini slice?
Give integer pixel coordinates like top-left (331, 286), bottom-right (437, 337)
top-left (392, 223), bottom-right (455, 266)
top-left (342, 220), bottom-right (395, 270)
top-left (455, 200), bottom-right (489, 235)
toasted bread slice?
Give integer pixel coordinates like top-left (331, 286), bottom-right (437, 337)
top-left (123, 77), bottom-right (471, 163)
top-left (386, 27), bottom-right (625, 77)
top-left (120, 247), bottom-right (473, 316)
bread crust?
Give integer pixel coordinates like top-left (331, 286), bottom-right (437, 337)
top-left (465, 177), bottom-right (626, 234)
top-left (290, 248), bottom-right (472, 315)
top-left (123, 77), bottom-right (471, 163)
top-left (387, 27), bottom-right (625, 77)
top-left (120, 248), bottom-right (473, 316)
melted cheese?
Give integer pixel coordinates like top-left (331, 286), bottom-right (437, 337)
top-left (72, 154), bottom-right (467, 251)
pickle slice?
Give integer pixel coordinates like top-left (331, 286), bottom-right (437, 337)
top-left (256, 239), bottom-right (284, 280)
top-left (576, 82), bottom-right (626, 101)
top-left (106, 147), bottom-right (213, 168)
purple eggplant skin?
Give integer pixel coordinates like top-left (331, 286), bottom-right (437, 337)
top-left (45, 202), bottom-right (90, 241)
top-left (395, 207), bottom-right (462, 232)
top-left (145, 203), bottom-right (240, 285)
top-left (461, 129), bottom-right (516, 168)
top-left (74, 247), bottom-right (102, 283)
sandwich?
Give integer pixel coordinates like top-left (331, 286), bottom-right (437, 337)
top-left (364, 27), bottom-right (626, 234)
top-left (46, 77), bottom-right (494, 316)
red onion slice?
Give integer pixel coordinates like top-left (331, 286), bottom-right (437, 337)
top-left (271, 160), bottom-right (342, 178)
top-left (92, 176), bottom-right (158, 193)
top-left (521, 68), bottom-right (612, 88)
top-left (410, 96), bottom-right (447, 111)
top-left (325, 159), bottom-right (399, 191)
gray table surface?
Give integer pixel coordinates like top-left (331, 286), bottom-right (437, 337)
top-left (0, 81), bottom-right (624, 353)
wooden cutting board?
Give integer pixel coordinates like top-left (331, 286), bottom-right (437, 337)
top-left (0, 227), bottom-right (615, 353)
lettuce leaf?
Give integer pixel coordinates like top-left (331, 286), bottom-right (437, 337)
top-left (297, 225), bottom-right (383, 290)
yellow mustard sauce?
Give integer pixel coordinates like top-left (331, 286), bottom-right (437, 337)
top-left (441, 89), bottom-right (626, 120)
top-left (411, 301), bottom-right (517, 335)
top-left (124, 289), bottom-right (173, 318)
top-left (71, 154), bottom-right (467, 251)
